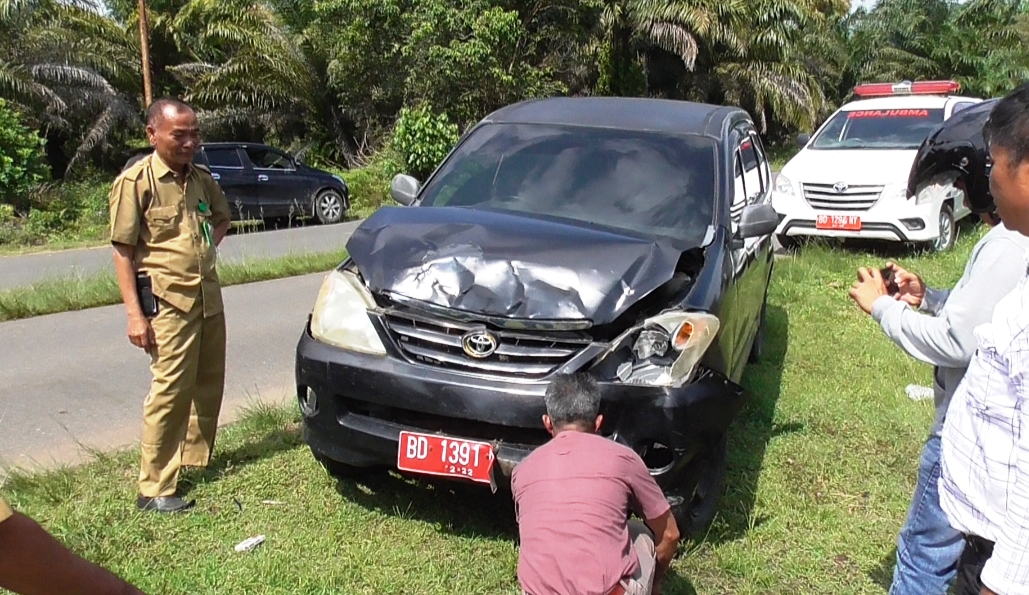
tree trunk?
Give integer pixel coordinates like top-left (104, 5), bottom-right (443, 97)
top-left (138, 0), bottom-right (153, 108)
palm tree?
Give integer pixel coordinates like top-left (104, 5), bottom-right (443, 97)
top-left (593, 0), bottom-right (745, 96)
top-left (601, 0), bottom-right (843, 133)
top-left (1, 0), bottom-right (141, 175)
top-left (168, 0), bottom-right (356, 163)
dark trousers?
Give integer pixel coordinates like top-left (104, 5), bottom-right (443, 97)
top-left (954, 534), bottom-right (995, 595)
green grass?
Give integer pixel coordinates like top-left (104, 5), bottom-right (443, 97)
top-left (0, 223), bottom-right (990, 594)
top-left (0, 250), bottom-right (347, 322)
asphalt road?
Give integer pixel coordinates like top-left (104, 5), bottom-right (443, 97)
top-left (0, 272), bottom-right (326, 471)
top-left (0, 220), bottom-right (363, 291)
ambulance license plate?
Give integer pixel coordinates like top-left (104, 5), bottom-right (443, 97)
top-left (816, 214), bottom-right (862, 231)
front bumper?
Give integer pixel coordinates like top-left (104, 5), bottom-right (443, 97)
top-left (772, 190), bottom-right (941, 242)
top-left (295, 324), bottom-right (749, 494)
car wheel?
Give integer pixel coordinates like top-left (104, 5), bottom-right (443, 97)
top-left (929, 203), bottom-right (956, 253)
top-left (313, 451), bottom-right (373, 480)
top-left (773, 234), bottom-right (797, 253)
top-left (314, 189), bottom-right (346, 225)
top-left (669, 434), bottom-right (729, 538)
top-left (749, 299), bottom-right (767, 364)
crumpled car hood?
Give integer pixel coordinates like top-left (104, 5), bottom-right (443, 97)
top-left (345, 206), bottom-right (693, 325)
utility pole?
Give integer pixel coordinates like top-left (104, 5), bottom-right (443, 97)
top-left (138, 0), bottom-right (153, 108)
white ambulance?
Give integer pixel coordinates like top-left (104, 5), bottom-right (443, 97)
top-left (771, 80), bottom-right (982, 252)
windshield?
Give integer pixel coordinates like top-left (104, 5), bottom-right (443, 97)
top-left (416, 123), bottom-right (717, 242)
top-left (810, 108), bottom-right (945, 150)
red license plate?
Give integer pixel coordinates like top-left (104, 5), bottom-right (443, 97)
top-left (816, 214), bottom-right (862, 231)
top-left (397, 431), bottom-right (495, 484)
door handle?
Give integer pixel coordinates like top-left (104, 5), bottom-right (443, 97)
top-left (258, 174), bottom-right (269, 182)
top-left (211, 173), bottom-right (220, 180)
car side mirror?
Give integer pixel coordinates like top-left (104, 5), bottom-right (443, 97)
top-left (739, 203), bottom-right (780, 239)
top-left (390, 174), bottom-right (421, 206)
top-left (796, 133), bottom-right (811, 149)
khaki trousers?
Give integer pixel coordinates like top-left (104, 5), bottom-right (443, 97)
top-left (622, 520), bottom-right (657, 595)
top-left (138, 296), bottom-right (226, 498)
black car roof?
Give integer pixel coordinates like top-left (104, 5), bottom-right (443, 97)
top-left (480, 97), bottom-right (748, 139)
top-left (202, 142), bottom-right (269, 149)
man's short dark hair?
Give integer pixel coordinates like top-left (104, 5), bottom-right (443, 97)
top-left (544, 373), bottom-right (601, 428)
top-left (146, 97), bottom-right (193, 126)
top-left (984, 83), bottom-right (1029, 166)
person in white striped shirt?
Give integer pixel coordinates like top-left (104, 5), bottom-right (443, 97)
top-left (939, 82), bottom-right (1029, 595)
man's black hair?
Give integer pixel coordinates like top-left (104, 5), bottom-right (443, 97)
top-left (984, 82), bottom-right (1029, 166)
top-left (146, 98), bottom-right (193, 126)
top-left (544, 373), bottom-right (601, 429)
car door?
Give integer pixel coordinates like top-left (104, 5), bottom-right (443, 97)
top-left (944, 98), bottom-right (981, 221)
top-left (242, 146), bottom-right (309, 217)
top-left (727, 127), bottom-right (771, 378)
top-left (202, 147), bottom-right (255, 220)
top-left (740, 131), bottom-right (775, 356)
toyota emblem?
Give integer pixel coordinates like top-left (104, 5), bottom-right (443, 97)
top-left (833, 181), bottom-right (849, 193)
top-left (462, 330), bottom-right (498, 359)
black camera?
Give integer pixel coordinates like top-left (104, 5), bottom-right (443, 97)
top-left (880, 267), bottom-right (899, 296)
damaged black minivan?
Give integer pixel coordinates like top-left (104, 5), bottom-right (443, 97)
top-left (295, 97), bottom-right (779, 535)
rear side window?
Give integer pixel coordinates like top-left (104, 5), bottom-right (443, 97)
top-left (245, 147), bottom-right (294, 169)
top-left (740, 138), bottom-right (759, 173)
top-left (205, 148), bottom-right (244, 168)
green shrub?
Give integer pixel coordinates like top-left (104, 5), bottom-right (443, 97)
top-left (391, 104), bottom-right (459, 180)
top-left (0, 99), bottom-right (50, 213)
top-left (324, 149), bottom-right (403, 219)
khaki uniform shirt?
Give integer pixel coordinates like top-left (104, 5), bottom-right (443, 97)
top-left (109, 153), bottom-right (232, 318)
top-left (0, 498), bottom-right (11, 523)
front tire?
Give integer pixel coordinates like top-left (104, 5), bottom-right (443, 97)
top-left (669, 434), bottom-right (729, 539)
top-left (929, 203), bottom-right (956, 253)
top-left (773, 234), bottom-right (798, 253)
top-left (314, 189), bottom-right (346, 225)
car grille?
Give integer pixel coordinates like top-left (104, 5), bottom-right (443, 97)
top-left (382, 309), bottom-right (591, 379)
top-left (802, 182), bottom-right (884, 211)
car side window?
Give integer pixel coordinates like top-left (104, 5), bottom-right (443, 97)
top-left (206, 148), bottom-right (244, 168)
top-left (732, 149), bottom-right (747, 229)
top-left (245, 147), bottom-right (294, 170)
top-left (747, 133), bottom-right (771, 196)
top-left (740, 136), bottom-right (764, 201)
top-left (951, 101), bottom-right (976, 116)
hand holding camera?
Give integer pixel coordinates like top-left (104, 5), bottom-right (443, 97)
top-left (883, 262), bottom-right (926, 308)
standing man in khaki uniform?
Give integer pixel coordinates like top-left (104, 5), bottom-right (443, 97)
top-left (109, 97), bottom-right (232, 513)
top-left (0, 498), bottom-right (148, 594)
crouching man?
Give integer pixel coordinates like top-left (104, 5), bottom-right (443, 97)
top-left (511, 373), bottom-right (681, 595)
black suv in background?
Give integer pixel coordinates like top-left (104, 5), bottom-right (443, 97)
top-left (125, 142), bottom-right (350, 224)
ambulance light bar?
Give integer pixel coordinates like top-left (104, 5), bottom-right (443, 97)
top-left (852, 80), bottom-right (961, 97)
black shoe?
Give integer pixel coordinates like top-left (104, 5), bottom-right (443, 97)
top-left (136, 495), bottom-right (196, 513)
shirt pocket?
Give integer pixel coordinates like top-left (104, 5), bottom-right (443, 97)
top-left (145, 205), bottom-right (181, 243)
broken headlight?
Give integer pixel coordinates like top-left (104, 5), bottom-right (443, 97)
top-left (310, 269), bottom-right (387, 355)
top-left (613, 311), bottom-right (720, 387)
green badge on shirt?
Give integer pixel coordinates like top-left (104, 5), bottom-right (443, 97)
top-left (198, 201), bottom-right (214, 246)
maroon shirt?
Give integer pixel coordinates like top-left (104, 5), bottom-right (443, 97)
top-left (511, 430), bottom-right (671, 595)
